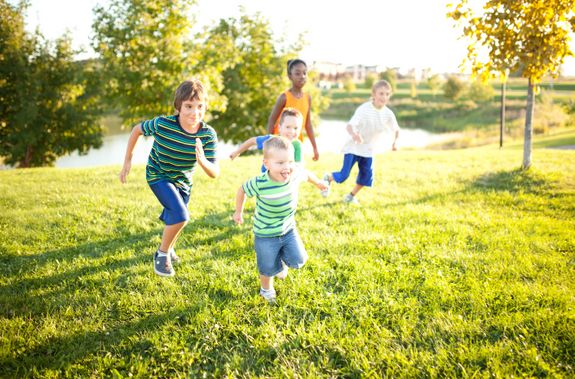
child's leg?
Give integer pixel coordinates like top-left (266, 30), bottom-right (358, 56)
top-left (254, 235), bottom-right (283, 290)
top-left (149, 180), bottom-right (191, 258)
top-left (330, 154), bottom-right (359, 184)
top-left (280, 229), bottom-right (308, 269)
top-left (160, 221), bottom-right (187, 253)
top-left (350, 156), bottom-right (373, 197)
top-left (260, 274), bottom-right (273, 291)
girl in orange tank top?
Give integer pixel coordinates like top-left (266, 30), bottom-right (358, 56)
top-left (267, 59), bottom-right (319, 161)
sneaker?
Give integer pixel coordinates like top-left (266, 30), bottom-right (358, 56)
top-left (154, 250), bottom-right (175, 277)
top-left (259, 287), bottom-right (277, 303)
top-left (321, 173), bottom-right (331, 198)
top-left (169, 248), bottom-right (180, 265)
top-left (343, 193), bottom-right (359, 204)
top-left (275, 262), bottom-right (289, 280)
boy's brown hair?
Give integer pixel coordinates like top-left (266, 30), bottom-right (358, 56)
top-left (372, 79), bottom-right (392, 93)
top-left (173, 79), bottom-right (206, 111)
top-left (263, 136), bottom-right (293, 158)
top-left (279, 107), bottom-right (303, 126)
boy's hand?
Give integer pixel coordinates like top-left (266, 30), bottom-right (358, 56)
top-left (392, 142), bottom-right (398, 151)
top-left (119, 162), bottom-right (131, 184)
top-left (229, 150), bottom-right (239, 160)
top-left (195, 138), bottom-right (205, 160)
top-left (352, 132), bottom-right (363, 144)
top-left (232, 211), bottom-right (243, 225)
top-left (316, 180), bottom-right (328, 192)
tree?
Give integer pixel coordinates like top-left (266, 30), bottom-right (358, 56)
top-left (427, 74), bottom-right (443, 98)
top-left (0, 0), bottom-right (104, 167)
top-left (443, 75), bottom-right (466, 100)
top-left (379, 69), bottom-right (398, 92)
top-left (448, 0), bottom-right (575, 169)
top-left (92, 0), bottom-right (228, 126)
top-left (200, 13), bottom-right (294, 143)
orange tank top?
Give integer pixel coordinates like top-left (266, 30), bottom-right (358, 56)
top-left (273, 89), bottom-right (310, 142)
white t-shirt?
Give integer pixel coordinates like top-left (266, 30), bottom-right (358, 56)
top-left (341, 101), bottom-right (400, 157)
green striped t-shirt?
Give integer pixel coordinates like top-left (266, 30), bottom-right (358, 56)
top-left (242, 170), bottom-right (306, 237)
top-left (141, 115), bottom-right (218, 194)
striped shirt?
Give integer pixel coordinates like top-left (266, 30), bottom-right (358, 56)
top-left (342, 101), bottom-right (400, 157)
top-left (242, 170), bottom-right (306, 237)
top-left (141, 115), bottom-right (218, 194)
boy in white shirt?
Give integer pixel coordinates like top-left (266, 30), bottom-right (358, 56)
top-left (323, 80), bottom-right (399, 204)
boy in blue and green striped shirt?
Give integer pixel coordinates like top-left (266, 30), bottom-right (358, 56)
top-left (233, 136), bottom-right (328, 302)
top-left (120, 79), bottom-right (219, 277)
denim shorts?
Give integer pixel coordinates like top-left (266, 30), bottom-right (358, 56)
top-left (149, 180), bottom-right (190, 225)
top-left (254, 228), bottom-right (308, 277)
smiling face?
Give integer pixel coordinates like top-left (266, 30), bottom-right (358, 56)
top-left (278, 114), bottom-right (302, 141)
top-left (372, 82), bottom-right (392, 109)
top-left (263, 147), bottom-right (294, 183)
top-left (178, 98), bottom-right (205, 131)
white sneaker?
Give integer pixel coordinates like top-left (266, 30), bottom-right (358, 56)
top-left (275, 262), bottom-right (289, 280)
top-left (259, 287), bottom-right (277, 303)
top-left (343, 193), bottom-right (359, 204)
top-left (321, 173), bottom-right (331, 197)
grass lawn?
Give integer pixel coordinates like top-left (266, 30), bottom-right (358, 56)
top-left (1, 131), bottom-right (574, 378)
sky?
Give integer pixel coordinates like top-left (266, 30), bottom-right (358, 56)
top-left (24, 0), bottom-right (575, 76)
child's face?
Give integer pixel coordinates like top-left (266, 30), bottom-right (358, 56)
top-left (178, 98), bottom-right (205, 128)
top-left (288, 63), bottom-right (307, 88)
top-left (372, 86), bottom-right (392, 109)
top-left (263, 148), bottom-right (294, 183)
top-left (278, 115), bottom-right (302, 141)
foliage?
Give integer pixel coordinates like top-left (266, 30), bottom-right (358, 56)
top-left (533, 90), bottom-right (571, 133)
top-left (200, 13), bottom-right (294, 143)
top-left (0, 0), bottom-right (104, 167)
top-left (427, 74), bottom-right (443, 98)
top-left (379, 68), bottom-right (398, 91)
top-left (343, 76), bottom-right (357, 93)
top-left (1, 135), bottom-right (574, 377)
top-left (448, 0), bottom-right (575, 168)
top-left (443, 75), bottom-right (466, 100)
top-left (91, 0), bottom-right (226, 127)
top-left (364, 72), bottom-right (378, 89)
top-left (467, 79), bottom-right (494, 102)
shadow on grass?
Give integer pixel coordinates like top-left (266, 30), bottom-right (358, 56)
top-left (470, 168), bottom-right (552, 194)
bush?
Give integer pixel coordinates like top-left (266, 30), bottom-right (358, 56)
top-left (467, 80), bottom-right (494, 102)
top-left (443, 75), bottom-right (466, 100)
top-left (533, 90), bottom-right (570, 134)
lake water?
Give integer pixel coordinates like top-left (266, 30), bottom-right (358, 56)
top-left (55, 120), bottom-right (454, 168)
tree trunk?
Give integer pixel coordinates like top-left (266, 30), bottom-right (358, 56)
top-left (522, 78), bottom-right (534, 169)
top-left (500, 81), bottom-right (506, 148)
top-left (19, 145), bottom-right (33, 168)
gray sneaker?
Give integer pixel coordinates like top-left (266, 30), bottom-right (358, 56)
top-left (259, 287), bottom-right (277, 303)
top-left (169, 248), bottom-right (180, 265)
top-left (154, 250), bottom-right (175, 277)
top-left (343, 193), bottom-right (359, 204)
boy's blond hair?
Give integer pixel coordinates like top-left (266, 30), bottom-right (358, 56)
top-left (263, 136), bottom-right (293, 158)
top-left (279, 107), bottom-right (303, 126)
top-left (372, 79), bottom-right (392, 92)
top-left (174, 79), bottom-right (206, 111)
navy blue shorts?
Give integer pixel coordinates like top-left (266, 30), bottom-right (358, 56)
top-left (149, 180), bottom-right (190, 225)
top-left (331, 153), bottom-right (374, 187)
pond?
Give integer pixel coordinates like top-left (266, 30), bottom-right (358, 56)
top-left (55, 120), bottom-right (454, 168)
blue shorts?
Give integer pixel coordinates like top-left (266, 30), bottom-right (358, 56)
top-left (254, 229), bottom-right (308, 277)
top-left (149, 181), bottom-right (190, 225)
top-left (331, 153), bottom-right (374, 187)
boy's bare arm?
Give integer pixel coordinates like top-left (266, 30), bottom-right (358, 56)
top-left (305, 169), bottom-right (328, 191)
top-left (233, 186), bottom-right (247, 224)
top-left (229, 137), bottom-right (257, 160)
top-left (119, 123), bottom-right (143, 184)
top-left (392, 130), bottom-right (399, 151)
top-left (346, 123), bottom-right (363, 144)
top-left (195, 138), bottom-right (220, 178)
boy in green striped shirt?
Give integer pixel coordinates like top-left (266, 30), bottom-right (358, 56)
top-left (119, 79), bottom-right (219, 277)
top-left (233, 136), bottom-right (328, 303)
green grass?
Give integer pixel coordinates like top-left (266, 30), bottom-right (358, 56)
top-left (1, 132), bottom-right (575, 378)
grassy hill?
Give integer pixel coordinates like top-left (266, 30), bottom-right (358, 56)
top-left (1, 131), bottom-right (574, 377)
